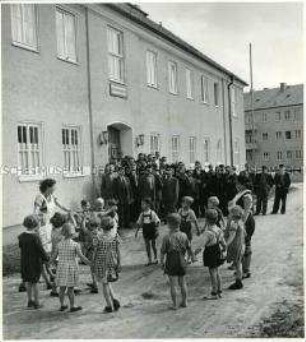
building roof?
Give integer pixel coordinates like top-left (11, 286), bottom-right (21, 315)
top-left (244, 83), bottom-right (303, 111)
top-left (104, 3), bottom-right (248, 86)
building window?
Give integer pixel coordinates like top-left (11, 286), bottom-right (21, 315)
top-left (276, 131), bottom-right (282, 139)
top-left (62, 127), bottom-right (82, 173)
top-left (234, 138), bottom-right (240, 166)
top-left (107, 26), bottom-right (124, 83)
top-left (203, 138), bottom-right (210, 163)
top-left (217, 139), bottom-right (222, 162)
top-left (146, 50), bottom-right (157, 88)
top-left (262, 133), bottom-right (268, 141)
top-left (263, 152), bottom-right (270, 161)
top-left (284, 110), bottom-right (291, 120)
top-left (17, 123), bottom-right (42, 175)
top-left (275, 112), bottom-right (281, 121)
top-left (150, 134), bottom-right (160, 155)
top-left (189, 136), bottom-right (196, 164)
top-left (296, 150), bottom-right (303, 159)
top-left (246, 114), bottom-right (252, 124)
top-left (11, 4), bottom-right (38, 50)
top-left (285, 131), bottom-right (292, 140)
top-left (171, 135), bottom-right (180, 162)
top-left (186, 68), bottom-right (193, 99)
top-left (200, 76), bottom-right (209, 103)
top-left (262, 113), bottom-right (267, 122)
top-left (214, 82), bottom-right (219, 106)
top-left (294, 130), bottom-right (301, 139)
top-left (293, 109), bottom-right (299, 121)
top-left (286, 151), bottom-right (292, 159)
top-left (56, 8), bottom-right (77, 62)
top-left (168, 61), bottom-right (178, 94)
top-left (277, 151), bottom-right (283, 160)
top-left (245, 131), bottom-right (252, 144)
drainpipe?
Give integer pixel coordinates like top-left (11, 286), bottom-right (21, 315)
top-left (227, 76), bottom-right (234, 166)
top-left (221, 79), bottom-right (228, 165)
top-left (85, 7), bottom-right (97, 196)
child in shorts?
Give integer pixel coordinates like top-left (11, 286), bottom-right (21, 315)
top-left (160, 213), bottom-right (195, 310)
top-left (206, 196), bottom-right (225, 230)
top-left (135, 198), bottom-right (160, 265)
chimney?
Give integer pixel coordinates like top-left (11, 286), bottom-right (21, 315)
top-left (280, 82), bottom-right (287, 92)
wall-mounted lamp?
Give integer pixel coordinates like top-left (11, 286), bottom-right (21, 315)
top-left (98, 130), bottom-right (109, 145)
top-left (136, 134), bottom-right (145, 147)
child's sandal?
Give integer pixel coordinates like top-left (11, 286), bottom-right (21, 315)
top-left (113, 299), bottom-right (121, 311)
top-left (59, 305), bottom-right (68, 311)
top-left (103, 306), bottom-right (113, 313)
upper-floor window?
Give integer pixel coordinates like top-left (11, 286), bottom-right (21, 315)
top-left (245, 130), bottom-right (252, 144)
top-left (293, 108), bottom-right (300, 121)
top-left (296, 150), bottom-right (303, 159)
top-left (189, 136), bottom-right (196, 164)
top-left (146, 50), bottom-right (157, 88)
top-left (246, 114), bottom-right (252, 124)
top-left (284, 110), bottom-right (291, 120)
top-left (171, 135), bottom-right (180, 162)
top-left (285, 131), bottom-right (292, 140)
top-left (107, 26), bottom-right (124, 83)
top-left (275, 112), bottom-right (281, 121)
top-left (263, 152), bottom-right (270, 161)
top-left (62, 126), bottom-right (82, 173)
top-left (17, 123), bottom-right (42, 175)
top-left (286, 150), bottom-right (292, 159)
top-left (231, 87), bottom-right (237, 117)
top-left (262, 133), bottom-right (268, 140)
top-left (56, 8), bottom-right (77, 62)
top-left (200, 76), bottom-right (209, 103)
top-left (168, 61), bottom-right (178, 94)
top-left (214, 82), bottom-right (219, 106)
top-left (262, 113), bottom-right (268, 122)
top-left (276, 131), bottom-right (282, 139)
top-left (150, 134), bottom-right (160, 155)
top-left (186, 68), bottom-right (193, 99)
top-left (11, 4), bottom-right (38, 51)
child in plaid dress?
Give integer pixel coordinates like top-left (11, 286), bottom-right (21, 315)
top-left (93, 216), bottom-right (121, 313)
top-left (51, 223), bottom-right (90, 312)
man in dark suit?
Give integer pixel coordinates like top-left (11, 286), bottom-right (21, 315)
top-left (114, 166), bottom-right (132, 228)
top-left (254, 165), bottom-right (274, 215)
top-left (271, 164), bottom-right (291, 214)
top-left (162, 166), bottom-right (179, 218)
top-left (100, 163), bottom-right (116, 200)
top-left (238, 163), bottom-right (255, 192)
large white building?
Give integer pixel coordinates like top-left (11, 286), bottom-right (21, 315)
top-left (2, 3), bottom-right (247, 227)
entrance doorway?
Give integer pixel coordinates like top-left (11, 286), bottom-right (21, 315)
top-left (107, 122), bottom-right (133, 162)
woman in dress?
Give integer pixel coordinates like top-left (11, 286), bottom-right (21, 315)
top-left (33, 178), bottom-right (71, 291)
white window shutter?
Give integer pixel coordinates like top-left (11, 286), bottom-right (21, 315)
top-left (11, 4), bottom-right (23, 43)
top-left (65, 14), bottom-right (76, 60)
top-left (56, 11), bottom-right (65, 58)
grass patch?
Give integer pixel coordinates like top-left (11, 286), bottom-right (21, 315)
top-left (3, 243), bottom-right (21, 276)
top-left (256, 299), bottom-right (304, 338)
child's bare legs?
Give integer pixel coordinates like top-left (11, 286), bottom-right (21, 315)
top-left (151, 239), bottom-right (158, 261)
top-left (26, 282), bottom-right (33, 304)
top-left (67, 287), bottom-right (75, 308)
top-left (178, 276), bottom-right (187, 307)
top-left (168, 276), bottom-right (178, 309)
top-left (42, 264), bottom-right (51, 287)
top-left (236, 259), bottom-right (243, 281)
top-left (216, 268), bottom-right (222, 295)
top-left (90, 266), bottom-right (98, 290)
top-left (102, 282), bottom-right (114, 310)
top-left (32, 283), bottom-right (39, 304)
top-left (144, 239), bottom-right (152, 264)
top-left (59, 286), bottom-right (66, 307)
top-left (208, 268), bottom-right (218, 294)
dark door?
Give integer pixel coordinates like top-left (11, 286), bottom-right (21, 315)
top-left (108, 126), bottom-right (121, 162)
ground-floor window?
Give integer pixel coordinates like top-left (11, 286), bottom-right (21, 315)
top-left (277, 151), bottom-right (283, 160)
top-left (234, 138), bottom-right (240, 166)
top-left (189, 136), bottom-right (196, 164)
top-left (150, 134), bottom-right (160, 155)
top-left (62, 126), bottom-right (82, 173)
top-left (17, 123), bottom-right (42, 175)
top-left (263, 152), bottom-right (270, 161)
top-left (203, 138), bottom-right (210, 163)
top-left (171, 135), bottom-right (180, 162)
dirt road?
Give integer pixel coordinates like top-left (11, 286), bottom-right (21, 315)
top-left (3, 184), bottom-right (303, 339)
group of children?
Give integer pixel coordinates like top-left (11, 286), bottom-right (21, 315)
top-left (19, 189), bottom-right (255, 313)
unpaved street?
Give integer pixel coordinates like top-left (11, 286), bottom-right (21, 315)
top-left (3, 184), bottom-right (303, 339)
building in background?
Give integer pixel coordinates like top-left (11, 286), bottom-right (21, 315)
top-left (2, 3), bottom-right (246, 227)
top-left (244, 83), bottom-right (303, 174)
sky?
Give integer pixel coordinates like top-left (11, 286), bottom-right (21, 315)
top-left (138, 2), bottom-right (304, 91)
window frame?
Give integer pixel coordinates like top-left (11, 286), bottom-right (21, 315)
top-left (149, 133), bottom-right (160, 155)
top-left (202, 137), bottom-right (210, 164)
top-left (231, 87), bottom-right (237, 117)
top-left (263, 152), bottom-right (270, 161)
top-left (276, 131), bottom-right (282, 139)
top-left (168, 60), bottom-right (178, 95)
top-left (17, 121), bottom-right (44, 181)
top-left (189, 136), bottom-right (197, 164)
top-left (286, 150), bottom-right (293, 159)
top-left (55, 6), bottom-right (78, 64)
top-left (171, 135), bottom-right (180, 162)
top-left (107, 25), bottom-right (125, 84)
top-left (277, 151), bottom-right (283, 161)
top-left (284, 110), bottom-right (291, 121)
top-left (295, 150), bottom-right (303, 159)
top-left (62, 125), bottom-right (83, 177)
top-left (200, 75), bottom-right (209, 104)
top-left (10, 4), bottom-right (39, 52)
top-left (213, 82), bottom-right (219, 107)
top-left (285, 131), bottom-right (292, 140)
top-left (262, 132), bottom-right (269, 141)
top-left (262, 112), bottom-right (268, 122)
top-left (185, 68), bottom-right (193, 99)
top-left (275, 112), bottom-right (281, 121)
top-left (146, 50), bottom-right (158, 89)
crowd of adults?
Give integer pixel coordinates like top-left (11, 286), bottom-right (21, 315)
top-left (100, 152), bottom-right (292, 229)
